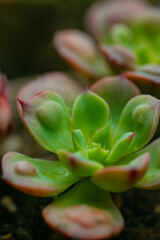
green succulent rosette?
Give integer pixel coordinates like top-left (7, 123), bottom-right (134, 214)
top-left (2, 77), bottom-right (160, 239)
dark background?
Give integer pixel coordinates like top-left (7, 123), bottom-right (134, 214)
top-left (0, 0), bottom-right (160, 79)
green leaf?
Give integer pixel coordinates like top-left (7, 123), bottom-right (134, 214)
top-left (92, 120), bottom-right (112, 150)
top-left (87, 146), bottom-right (109, 164)
top-left (114, 95), bottom-right (160, 153)
top-left (92, 153), bottom-right (150, 192)
top-left (105, 132), bottom-right (135, 165)
top-left (2, 152), bottom-right (79, 197)
top-left (72, 129), bottom-right (86, 152)
top-left (58, 150), bottom-right (103, 177)
top-left (72, 90), bottom-right (109, 139)
top-left (42, 179), bottom-right (124, 240)
top-left (19, 91), bottom-right (74, 153)
top-left (91, 75), bottom-right (140, 130)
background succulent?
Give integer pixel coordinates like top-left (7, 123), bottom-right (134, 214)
top-left (0, 74), bottom-right (12, 137)
top-left (54, 0), bottom-right (160, 98)
top-left (2, 77), bottom-right (160, 239)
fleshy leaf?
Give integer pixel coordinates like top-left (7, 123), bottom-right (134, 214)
top-left (91, 75), bottom-right (140, 130)
top-left (120, 138), bottom-right (160, 189)
top-left (72, 90), bottom-right (109, 139)
top-left (114, 95), bottom-right (160, 153)
top-left (42, 179), bottom-right (124, 240)
top-left (2, 152), bottom-right (79, 197)
top-left (58, 150), bottom-right (103, 177)
top-left (92, 121), bottom-right (112, 150)
top-left (92, 153), bottom-right (150, 192)
top-left (54, 30), bottom-right (109, 80)
top-left (100, 44), bottom-right (136, 74)
top-left (17, 72), bottom-right (82, 120)
top-left (72, 129), bottom-right (86, 152)
top-left (105, 132), bottom-right (135, 165)
top-left (125, 64), bottom-right (160, 98)
top-left (19, 91), bottom-right (74, 153)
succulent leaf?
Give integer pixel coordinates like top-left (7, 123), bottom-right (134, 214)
top-left (114, 95), bottom-right (160, 153)
top-left (2, 152), bottom-right (79, 197)
top-left (17, 72), bottom-right (82, 120)
top-left (120, 138), bottom-right (160, 189)
top-left (58, 150), bottom-right (103, 177)
top-left (100, 44), bottom-right (136, 74)
top-left (19, 91), bottom-right (74, 153)
top-left (92, 121), bottom-right (112, 150)
top-left (87, 146), bottom-right (109, 165)
top-left (92, 153), bottom-right (150, 192)
top-left (105, 132), bottom-right (135, 165)
top-left (72, 90), bottom-right (109, 139)
top-left (42, 179), bottom-right (124, 240)
top-left (54, 30), bottom-right (109, 80)
top-left (91, 76), bottom-right (140, 130)
top-left (72, 129), bottom-right (86, 152)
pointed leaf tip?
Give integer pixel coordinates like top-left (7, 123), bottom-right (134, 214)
top-left (18, 98), bottom-right (28, 109)
top-left (84, 83), bottom-right (89, 92)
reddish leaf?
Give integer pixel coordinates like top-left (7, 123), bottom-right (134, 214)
top-left (42, 179), bottom-right (124, 240)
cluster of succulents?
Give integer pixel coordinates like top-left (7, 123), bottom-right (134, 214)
top-left (1, 0), bottom-right (160, 239)
top-left (54, 0), bottom-right (160, 98)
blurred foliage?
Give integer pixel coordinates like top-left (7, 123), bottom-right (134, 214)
top-left (0, 0), bottom-right (159, 79)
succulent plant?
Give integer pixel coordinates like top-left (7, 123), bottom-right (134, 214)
top-left (54, 0), bottom-right (160, 98)
top-left (0, 74), bottom-right (12, 137)
top-left (2, 77), bottom-right (160, 239)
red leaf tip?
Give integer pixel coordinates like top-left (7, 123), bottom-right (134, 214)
top-left (18, 98), bottom-right (28, 108)
top-left (130, 132), bottom-right (135, 141)
top-left (84, 83), bottom-right (89, 92)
